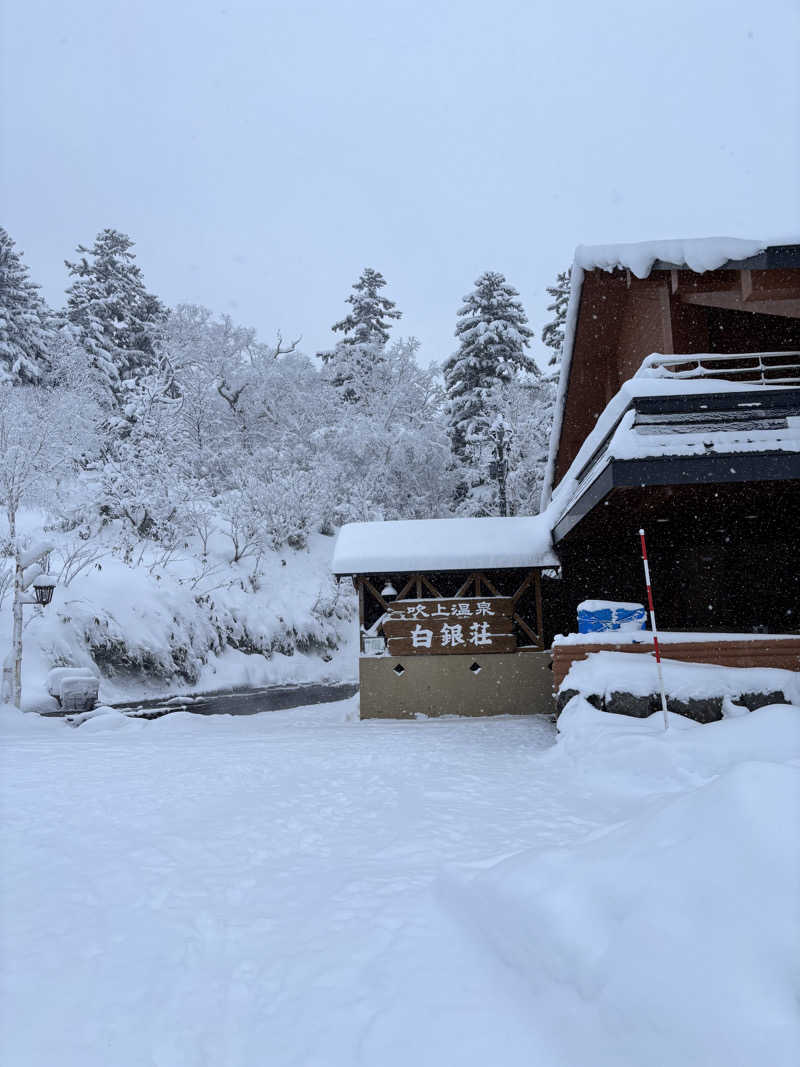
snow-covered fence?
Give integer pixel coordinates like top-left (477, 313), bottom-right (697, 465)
top-left (636, 350), bottom-right (800, 386)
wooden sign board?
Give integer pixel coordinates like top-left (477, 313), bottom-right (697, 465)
top-left (386, 597), bottom-right (514, 621)
top-left (382, 597), bottom-right (516, 656)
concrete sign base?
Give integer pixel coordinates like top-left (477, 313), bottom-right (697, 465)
top-left (359, 650), bottom-right (554, 719)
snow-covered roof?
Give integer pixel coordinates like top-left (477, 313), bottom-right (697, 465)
top-left (573, 236), bottom-right (789, 279)
top-left (541, 235), bottom-right (800, 508)
top-left (548, 376), bottom-right (800, 529)
top-left (331, 515), bottom-right (559, 575)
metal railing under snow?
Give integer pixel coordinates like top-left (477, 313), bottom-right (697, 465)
top-left (636, 351), bottom-right (800, 386)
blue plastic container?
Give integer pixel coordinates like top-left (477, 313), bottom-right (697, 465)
top-left (577, 600), bottom-right (646, 634)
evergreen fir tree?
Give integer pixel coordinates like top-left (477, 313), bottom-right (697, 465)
top-left (65, 229), bottom-right (166, 406)
top-left (0, 227), bottom-right (54, 384)
top-left (320, 268), bottom-right (401, 402)
top-left (444, 271), bottom-right (536, 516)
top-left (541, 267), bottom-right (571, 369)
top-left (444, 270), bottom-right (536, 460)
top-left (329, 267), bottom-right (401, 347)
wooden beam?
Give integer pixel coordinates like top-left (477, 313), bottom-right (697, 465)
top-left (363, 579), bottom-right (391, 614)
top-left (535, 571), bottom-right (544, 649)
top-left (510, 570), bottom-right (536, 606)
top-left (357, 577), bottom-right (365, 630)
top-left (514, 614), bottom-right (540, 647)
top-left (478, 572), bottom-right (500, 596)
top-left (396, 577), bottom-right (416, 600)
top-left (455, 572), bottom-right (479, 597)
top-left (659, 284), bottom-right (674, 354)
top-left (678, 290), bottom-right (800, 318)
top-left (420, 574), bottom-right (442, 598)
top-left (747, 268), bottom-right (800, 296)
top-left (415, 573), bottom-right (422, 597)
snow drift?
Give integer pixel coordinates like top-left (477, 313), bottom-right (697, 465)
top-left (446, 700), bottom-right (800, 1067)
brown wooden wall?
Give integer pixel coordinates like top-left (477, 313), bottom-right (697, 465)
top-left (552, 480), bottom-right (800, 638)
top-left (552, 638), bottom-right (800, 693)
top-left (554, 266), bottom-right (800, 485)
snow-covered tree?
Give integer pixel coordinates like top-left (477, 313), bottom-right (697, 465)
top-left (329, 268), bottom-right (401, 347)
top-left (541, 267), bottom-right (571, 371)
top-left (444, 271), bottom-right (535, 514)
top-left (501, 374), bottom-right (557, 514)
top-left (445, 271), bottom-right (536, 457)
top-left (0, 384), bottom-right (98, 533)
top-left (0, 227), bottom-right (54, 384)
top-left (321, 269), bottom-right (401, 402)
top-left (65, 229), bottom-right (166, 408)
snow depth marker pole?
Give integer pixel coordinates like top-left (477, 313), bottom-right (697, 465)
top-left (639, 529), bottom-right (669, 731)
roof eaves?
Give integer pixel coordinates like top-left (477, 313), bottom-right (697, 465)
top-left (650, 243), bottom-right (800, 272)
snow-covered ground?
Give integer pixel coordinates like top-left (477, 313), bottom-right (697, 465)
top-left (2, 697), bottom-right (798, 1066)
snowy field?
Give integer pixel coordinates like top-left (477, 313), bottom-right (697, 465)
top-left (1, 698), bottom-right (798, 1067)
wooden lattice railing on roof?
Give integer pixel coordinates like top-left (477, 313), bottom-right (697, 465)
top-left (636, 351), bottom-right (800, 386)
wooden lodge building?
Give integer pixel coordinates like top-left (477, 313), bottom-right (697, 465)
top-left (545, 237), bottom-right (800, 689)
top-left (333, 236), bottom-right (800, 718)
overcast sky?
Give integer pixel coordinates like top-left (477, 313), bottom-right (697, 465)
top-left (2, 0), bottom-right (798, 366)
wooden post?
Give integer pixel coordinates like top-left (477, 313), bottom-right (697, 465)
top-left (534, 571), bottom-right (544, 650)
top-left (357, 577), bottom-right (365, 654)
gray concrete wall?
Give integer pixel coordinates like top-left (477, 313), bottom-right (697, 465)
top-left (359, 651), bottom-right (554, 719)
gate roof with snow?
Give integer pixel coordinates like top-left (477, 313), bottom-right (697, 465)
top-left (331, 515), bottom-right (558, 576)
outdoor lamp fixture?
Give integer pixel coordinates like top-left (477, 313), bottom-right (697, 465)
top-left (31, 575), bottom-right (57, 607)
top-left (2, 542), bottom-right (57, 708)
top-left (381, 582), bottom-right (397, 600)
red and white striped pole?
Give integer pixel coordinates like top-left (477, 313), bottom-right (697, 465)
top-left (639, 529), bottom-right (669, 731)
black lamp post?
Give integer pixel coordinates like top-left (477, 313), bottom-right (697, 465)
top-left (32, 575), bottom-right (57, 607)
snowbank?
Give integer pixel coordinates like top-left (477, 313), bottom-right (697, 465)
top-left (0, 519), bottom-right (358, 709)
top-left (554, 629), bottom-right (800, 645)
top-left (448, 701), bottom-right (800, 1066)
top-left (331, 514), bottom-right (558, 574)
top-left (559, 649), bottom-right (800, 706)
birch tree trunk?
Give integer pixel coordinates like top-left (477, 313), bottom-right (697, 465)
top-left (1, 507), bottom-right (22, 707)
top-left (7, 509), bottom-right (24, 708)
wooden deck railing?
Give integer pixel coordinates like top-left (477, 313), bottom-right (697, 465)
top-left (637, 351), bottom-right (800, 386)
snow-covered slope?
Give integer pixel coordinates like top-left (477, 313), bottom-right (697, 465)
top-left (0, 515), bottom-right (357, 709)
